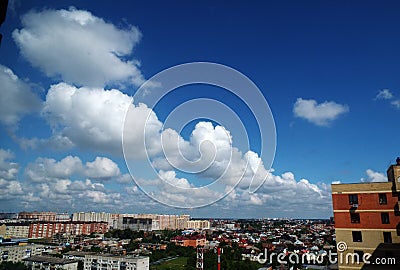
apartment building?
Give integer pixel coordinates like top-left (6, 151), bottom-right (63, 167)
top-left (23, 255), bottom-right (78, 270)
top-left (186, 220), bottom-right (211, 230)
top-left (84, 254), bottom-right (149, 270)
top-left (331, 160), bottom-right (400, 270)
top-left (18, 211), bottom-right (57, 221)
top-left (0, 244), bottom-right (45, 263)
top-left (28, 221), bottom-right (108, 238)
top-left (0, 222), bottom-right (30, 238)
top-left (118, 216), bottom-right (152, 231)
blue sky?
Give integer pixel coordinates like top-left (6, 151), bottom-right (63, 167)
top-left (1, 0), bottom-right (400, 218)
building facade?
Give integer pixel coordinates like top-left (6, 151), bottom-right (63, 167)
top-left (23, 255), bottom-right (78, 270)
top-left (118, 216), bottom-right (152, 231)
top-left (170, 235), bottom-right (208, 247)
top-left (18, 212), bottom-right (57, 221)
top-left (186, 220), bottom-right (211, 230)
top-left (84, 254), bottom-right (149, 270)
top-left (0, 244), bottom-right (45, 263)
top-left (331, 161), bottom-right (400, 270)
top-left (28, 221), bottom-right (108, 238)
top-left (0, 223), bottom-right (30, 238)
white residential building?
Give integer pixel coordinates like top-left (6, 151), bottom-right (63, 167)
top-left (84, 255), bottom-right (149, 270)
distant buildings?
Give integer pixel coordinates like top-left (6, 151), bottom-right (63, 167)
top-left (331, 159), bottom-right (400, 270)
top-left (29, 221), bottom-right (108, 238)
top-left (19, 211), bottom-right (58, 222)
top-left (187, 220), bottom-right (211, 230)
top-left (0, 221), bottom-right (108, 239)
top-left (84, 254), bottom-right (149, 270)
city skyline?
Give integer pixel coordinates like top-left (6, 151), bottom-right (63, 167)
top-left (1, 1), bottom-right (400, 218)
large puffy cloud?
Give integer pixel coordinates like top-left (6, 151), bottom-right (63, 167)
top-left (361, 169), bottom-right (387, 183)
top-left (293, 98), bottom-right (349, 126)
top-left (0, 65), bottom-right (42, 127)
top-left (25, 155), bottom-right (121, 182)
top-left (42, 82), bottom-right (163, 156)
top-left (13, 7), bottom-right (144, 87)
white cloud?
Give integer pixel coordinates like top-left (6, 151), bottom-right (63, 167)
top-left (13, 7), bottom-right (144, 87)
top-left (293, 98), bottom-right (349, 126)
top-left (361, 169), bottom-right (387, 183)
top-left (0, 149), bottom-right (24, 201)
top-left (0, 65), bottom-right (42, 127)
top-left (391, 100), bottom-right (400, 109)
top-left (0, 149), bottom-right (19, 181)
top-left (25, 155), bottom-right (121, 182)
top-left (375, 89), bottom-right (393, 100)
top-left (85, 157), bottom-right (120, 179)
top-left (42, 83), bottom-right (163, 156)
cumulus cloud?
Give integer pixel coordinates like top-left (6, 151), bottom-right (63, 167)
top-left (26, 178), bottom-right (122, 210)
top-left (293, 98), bottom-right (349, 126)
top-left (0, 65), bottom-right (42, 127)
top-left (0, 149), bottom-right (19, 181)
top-left (42, 82), bottom-right (163, 156)
top-left (85, 157), bottom-right (120, 179)
top-left (375, 89), bottom-right (393, 100)
top-left (25, 155), bottom-right (121, 182)
top-left (0, 149), bottom-right (24, 201)
top-left (36, 82), bottom-right (333, 212)
top-left (13, 7), bottom-right (144, 87)
top-left (361, 169), bottom-right (387, 183)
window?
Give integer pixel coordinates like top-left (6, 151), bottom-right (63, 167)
top-left (349, 194), bottom-right (358, 205)
top-left (350, 213), bottom-right (360, 223)
top-left (352, 231), bottom-right (362, 242)
top-left (383, 232), bottom-right (392, 243)
top-left (379, 194), bottom-right (387, 205)
top-left (381, 213), bottom-right (390, 224)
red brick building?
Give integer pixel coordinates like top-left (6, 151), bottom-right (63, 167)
top-left (28, 221), bottom-right (108, 238)
top-left (331, 160), bottom-right (400, 270)
top-left (171, 235), bottom-right (207, 247)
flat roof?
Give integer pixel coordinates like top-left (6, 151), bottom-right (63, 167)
top-left (23, 255), bottom-right (77, 265)
top-left (85, 254), bottom-right (149, 260)
top-left (331, 181), bottom-right (392, 193)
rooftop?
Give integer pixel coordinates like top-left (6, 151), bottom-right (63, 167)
top-left (23, 255), bottom-right (77, 265)
top-left (331, 181), bottom-right (392, 193)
